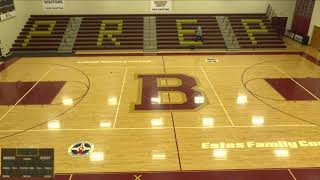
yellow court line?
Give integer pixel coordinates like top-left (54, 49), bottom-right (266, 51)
top-left (0, 66), bottom-right (56, 122)
top-left (176, 124), bottom-right (317, 128)
top-left (113, 67), bottom-right (128, 128)
top-left (0, 124), bottom-right (317, 133)
top-left (201, 66), bottom-right (235, 127)
top-left (288, 169), bottom-right (297, 180)
top-left (65, 65), bottom-right (275, 70)
top-left (273, 65), bottom-right (320, 100)
top-left (76, 60), bottom-right (151, 64)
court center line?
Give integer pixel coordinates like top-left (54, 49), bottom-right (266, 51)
top-left (201, 66), bottom-right (235, 126)
top-left (162, 55), bottom-right (183, 171)
top-left (0, 66), bottom-right (55, 122)
top-left (288, 169), bottom-right (297, 180)
top-left (273, 65), bottom-right (320, 100)
top-left (0, 124), bottom-right (317, 132)
top-left (113, 67), bottom-right (128, 128)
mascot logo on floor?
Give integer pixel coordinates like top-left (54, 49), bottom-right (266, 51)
top-left (68, 141), bottom-right (94, 157)
top-left (135, 74), bottom-right (206, 110)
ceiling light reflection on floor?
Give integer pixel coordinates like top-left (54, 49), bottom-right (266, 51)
top-left (194, 95), bottom-right (205, 104)
top-left (237, 95), bottom-right (248, 105)
top-left (151, 97), bottom-right (161, 104)
top-left (99, 121), bottom-right (112, 128)
top-left (202, 117), bottom-right (215, 127)
top-left (90, 152), bottom-right (104, 162)
top-left (151, 118), bottom-right (164, 127)
top-left (62, 98), bottom-right (73, 106)
top-left (273, 149), bottom-right (289, 157)
top-left (47, 120), bottom-right (60, 130)
top-left (251, 116), bottom-right (264, 126)
top-left (213, 149), bottom-right (227, 160)
top-left (152, 150), bottom-right (166, 160)
top-left (108, 97), bottom-right (118, 106)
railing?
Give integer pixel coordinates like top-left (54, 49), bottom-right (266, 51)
top-left (0, 42), bottom-right (13, 58)
top-left (266, 4), bottom-right (276, 20)
top-left (0, 40), bottom-right (9, 57)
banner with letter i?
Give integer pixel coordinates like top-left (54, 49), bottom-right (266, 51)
top-left (43, 0), bottom-right (64, 11)
top-left (150, 0), bottom-right (172, 13)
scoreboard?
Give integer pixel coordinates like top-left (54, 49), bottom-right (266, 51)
top-left (1, 148), bottom-right (54, 178)
top-left (0, 0), bottom-right (15, 21)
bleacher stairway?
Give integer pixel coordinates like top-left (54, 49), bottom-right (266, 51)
top-left (143, 16), bottom-right (157, 51)
top-left (216, 16), bottom-right (240, 50)
top-left (58, 17), bottom-right (82, 52)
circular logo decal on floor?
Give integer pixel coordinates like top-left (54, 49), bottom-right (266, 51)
top-left (68, 141), bottom-right (94, 157)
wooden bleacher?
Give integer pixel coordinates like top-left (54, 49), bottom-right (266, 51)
top-left (11, 15), bottom-right (70, 51)
top-left (156, 15), bottom-right (226, 49)
top-left (228, 14), bottom-right (286, 48)
top-left (73, 15), bottom-right (143, 50)
top-left (10, 14), bottom-right (286, 53)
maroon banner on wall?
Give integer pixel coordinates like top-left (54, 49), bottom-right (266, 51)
top-left (291, 0), bottom-right (315, 36)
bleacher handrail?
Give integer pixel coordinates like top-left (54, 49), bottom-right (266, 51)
top-left (266, 4), bottom-right (271, 16)
top-left (266, 4), bottom-right (276, 20)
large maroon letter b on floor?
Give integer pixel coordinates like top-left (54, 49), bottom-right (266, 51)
top-left (135, 74), bottom-right (205, 110)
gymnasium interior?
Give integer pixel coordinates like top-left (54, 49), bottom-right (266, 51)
top-left (0, 0), bottom-right (320, 179)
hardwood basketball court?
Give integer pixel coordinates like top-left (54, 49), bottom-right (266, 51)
top-left (1, 52), bottom-right (320, 179)
top-left (1, 0), bottom-right (320, 179)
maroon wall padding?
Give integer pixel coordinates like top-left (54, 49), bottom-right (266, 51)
top-left (291, 0), bottom-right (315, 36)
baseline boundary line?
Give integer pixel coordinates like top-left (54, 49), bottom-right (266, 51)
top-left (288, 169), bottom-right (297, 180)
top-left (0, 124), bottom-right (317, 132)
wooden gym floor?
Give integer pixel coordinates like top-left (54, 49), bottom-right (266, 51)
top-left (1, 52), bottom-right (320, 179)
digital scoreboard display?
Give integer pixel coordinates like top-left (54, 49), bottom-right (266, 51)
top-left (1, 148), bottom-right (54, 178)
top-left (0, 0), bottom-right (15, 21)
